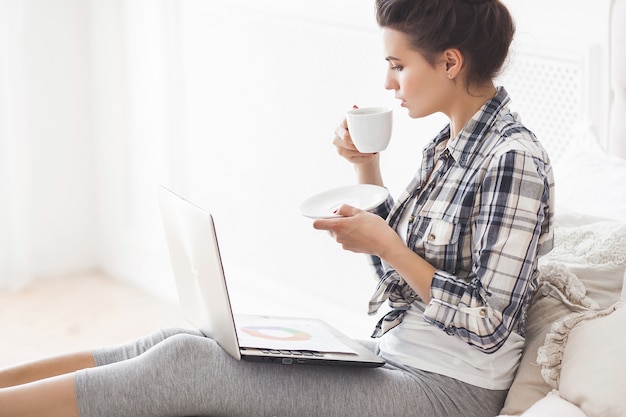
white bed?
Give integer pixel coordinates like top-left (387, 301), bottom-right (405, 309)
top-left (495, 1), bottom-right (626, 416)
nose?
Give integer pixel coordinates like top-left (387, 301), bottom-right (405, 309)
top-left (384, 70), bottom-right (398, 91)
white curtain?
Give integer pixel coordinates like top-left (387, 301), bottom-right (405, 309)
top-left (0, 0), bottom-right (96, 290)
top-left (610, 0), bottom-right (626, 158)
top-left (0, 0), bottom-right (31, 289)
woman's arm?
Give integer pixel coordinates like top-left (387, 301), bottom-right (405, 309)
top-left (333, 119), bottom-right (384, 186)
top-left (313, 205), bottom-right (436, 304)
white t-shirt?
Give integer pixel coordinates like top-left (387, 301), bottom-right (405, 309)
top-left (378, 304), bottom-right (524, 390)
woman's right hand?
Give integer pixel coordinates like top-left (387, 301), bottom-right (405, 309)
top-left (333, 118), bottom-right (380, 166)
top-left (333, 117), bottom-right (384, 186)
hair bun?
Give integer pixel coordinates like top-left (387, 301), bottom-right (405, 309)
top-left (463, 0), bottom-right (492, 3)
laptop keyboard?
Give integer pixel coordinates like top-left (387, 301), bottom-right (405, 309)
top-left (260, 349), bottom-right (324, 357)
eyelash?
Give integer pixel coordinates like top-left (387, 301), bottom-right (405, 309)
top-left (390, 65), bottom-right (403, 72)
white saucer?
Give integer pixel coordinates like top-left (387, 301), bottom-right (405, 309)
top-left (299, 184), bottom-right (389, 219)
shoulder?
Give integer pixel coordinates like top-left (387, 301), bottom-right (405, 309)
top-left (488, 111), bottom-right (552, 166)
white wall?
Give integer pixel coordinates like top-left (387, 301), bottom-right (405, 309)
top-left (88, 0), bottom-right (613, 337)
top-left (89, 0), bottom-right (445, 336)
top-left (1, 0), bottom-right (614, 337)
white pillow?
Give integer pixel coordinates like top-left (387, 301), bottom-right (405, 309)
top-left (518, 392), bottom-right (587, 417)
top-left (539, 213), bottom-right (626, 309)
top-left (501, 214), bottom-right (626, 415)
top-left (499, 262), bottom-right (600, 416)
top-left (557, 303), bottom-right (626, 417)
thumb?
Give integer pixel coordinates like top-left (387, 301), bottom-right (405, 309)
top-left (334, 204), bottom-right (361, 217)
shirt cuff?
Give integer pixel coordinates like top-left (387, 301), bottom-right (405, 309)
top-left (423, 269), bottom-right (494, 334)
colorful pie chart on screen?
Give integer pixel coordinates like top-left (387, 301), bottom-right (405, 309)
top-left (235, 315), bottom-right (357, 353)
top-left (240, 326), bottom-right (312, 342)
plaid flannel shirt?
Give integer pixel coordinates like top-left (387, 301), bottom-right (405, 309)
top-left (368, 87), bottom-right (555, 354)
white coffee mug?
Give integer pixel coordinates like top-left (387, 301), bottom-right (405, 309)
top-left (346, 107), bottom-right (393, 153)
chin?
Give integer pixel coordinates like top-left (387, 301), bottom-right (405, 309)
top-left (407, 108), bottom-right (428, 119)
top-left (404, 102), bottom-right (438, 119)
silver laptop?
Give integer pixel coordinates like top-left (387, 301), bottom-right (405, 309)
top-left (157, 185), bottom-right (384, 368)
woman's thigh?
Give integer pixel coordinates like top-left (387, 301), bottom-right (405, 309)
top-left (77, 329), bottom-right (504, 417)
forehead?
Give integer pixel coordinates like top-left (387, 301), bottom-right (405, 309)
top-left (381, 27), bottom-right (413, 57)
top-left (382, 27), bottom-right (433, 67)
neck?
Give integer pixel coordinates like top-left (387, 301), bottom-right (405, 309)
top-left (448, 84), bottom-right (497, 139)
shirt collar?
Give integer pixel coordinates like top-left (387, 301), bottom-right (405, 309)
top-left (434, 86), bottom-right (511, 168)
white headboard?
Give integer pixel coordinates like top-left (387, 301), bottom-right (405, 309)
top-left (610, 0), bottom-right (626, 159)
top-left (499, 43), bottom-right (605, 162)
top-left (496, 1), bottom-right (626, 162)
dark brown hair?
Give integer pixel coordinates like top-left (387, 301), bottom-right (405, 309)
top-left (375, 0), bottom-right (515, 91)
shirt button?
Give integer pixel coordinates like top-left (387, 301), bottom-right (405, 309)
top-left (479, 309), bottom-right (487, 317)
top-left (428, 234), bottom-right (436, 241)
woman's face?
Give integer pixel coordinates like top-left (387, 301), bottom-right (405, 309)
top-left (382, 28), bottom-right (451, 119)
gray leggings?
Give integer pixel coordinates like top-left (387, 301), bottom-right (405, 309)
top-left (75, 328), bottom-right (507, 417)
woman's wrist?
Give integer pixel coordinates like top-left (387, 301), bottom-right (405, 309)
top-left (379, 240), bottom-right (436, 303)
top-left (355, 154), bottom-right (383, 186)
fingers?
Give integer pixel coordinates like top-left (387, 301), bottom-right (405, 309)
top-left (312, 206), bottom-right (381, 255)
top-left (312, 217), bottom-right (335, 232)
top-left (334, 123), bottom-right (355, 149)
top-left (334, 204), bottom-right (360, 217)
top-left (332, 124), bottom-right (379, 166)
top-left (312, 205), bottom-right (361, 231)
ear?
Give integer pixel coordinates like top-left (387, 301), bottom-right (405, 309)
top-left (442, 48), bottom-right (464, 80)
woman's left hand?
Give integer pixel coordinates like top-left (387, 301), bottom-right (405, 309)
top-left (312, 205), bottom-right (402, 258)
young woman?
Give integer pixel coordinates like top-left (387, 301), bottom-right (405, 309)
top-left (0, 0), bottom-right (553, 416)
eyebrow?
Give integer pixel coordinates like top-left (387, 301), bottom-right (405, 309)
top-left (385, 56), bottom-right (401, 62)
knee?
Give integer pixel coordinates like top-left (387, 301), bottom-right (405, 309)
top-left (126, 327), bottom-right (202, 358)
top-left (166, 332), bottom-right (208, 349)
top-left (157, 327), bottom-right (203, 341)
top-left (148, 332), bottom-right (221, 365)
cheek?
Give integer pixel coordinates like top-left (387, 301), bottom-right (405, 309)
top-left (403, 76), bottom-right (430, 104)
top-left (401, 69), bottom-right (430, 97)
top-left (405, 69), bottom-right (445, 101)
top-left (405, 80), bottom-right (423, 98)
top-left (404, 75), bottom-right (442, 117)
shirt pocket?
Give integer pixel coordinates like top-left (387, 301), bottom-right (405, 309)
top-left (422, 218), bottom-right (461, 246)
top-left (410, 217), bottom-right (464, 272)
